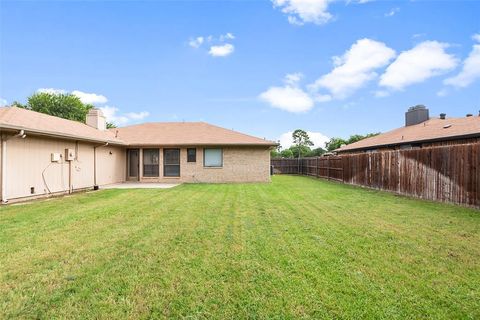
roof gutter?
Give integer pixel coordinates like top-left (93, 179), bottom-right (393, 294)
top-left (0, 123), bottom-right (125, 146)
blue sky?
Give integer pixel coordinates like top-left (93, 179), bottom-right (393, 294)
top-left (1, 0), bottom-right (479, 148)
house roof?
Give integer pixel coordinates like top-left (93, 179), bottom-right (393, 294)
top-left (336, 115), bottom-right (480, 152)
top-left (0, 107), bottom-right (123, 144)
top-left (113, 122), bottom-right (277, 146)
top-left (0, 107), bottom-right (276, 147)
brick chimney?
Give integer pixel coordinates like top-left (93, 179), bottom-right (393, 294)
top-left (86, 108), bottom-right (106, 130)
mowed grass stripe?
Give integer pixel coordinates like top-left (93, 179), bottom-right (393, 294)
top-left (0, 176), bottom-right (479, 319)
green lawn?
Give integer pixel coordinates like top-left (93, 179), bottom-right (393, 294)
top-left (1, 176), bottom-right (479, 319)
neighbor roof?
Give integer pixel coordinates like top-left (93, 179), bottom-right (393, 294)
top-left (0, 107), bottom-right (124, 144)
top-left (113, 122), bottom-right (277, 146)
top-left (336, 116), bottom-right (480, 152)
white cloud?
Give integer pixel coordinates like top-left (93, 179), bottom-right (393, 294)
top-left (71, 90), bottom-right (108, 105)
top-left (0, 98), bottom-right (7, 107)
top-left (273, 0), bottom-right (333, 25)
top-left (385, 7), bottom-right (399, 17)
top-left (260, 87), bottom-right (314, 113)
top-left (310, 38), bottom-right (396, 99)
top-left (37, 88), bottom-right (108, 105)
top-left (272, 0), bottom-right (371, 25)
top-left (443, 38), bottom-right (480, 88)
top-left (379, 41), bottom-right (458, 90)
top-left (100, 106), bottom-right (149, 126)
top-left (37, 88), bottom-right (67, 95)
top-left (100, 106), bottom-right (129, 125)
top-left (125, 111), bottom-right (150, 120)
top-left (374, 90), bottom-right (390, 98)
top-left (472, 33), bottom-right (480, 43)
top-left (189, 36), bottom-right (204, 48)
top-left (260, 73), bottom-right (314, 113)
top-left (279, 131), bottom-right (330, 149)
top-left (284, 72), bottom-right (303, 85)
top-left (208, 43), bottom-right (235, 57)
top-left (313, 94), bottom-right (332, 102)
top-left (219, 33), bottom-right (235, 41)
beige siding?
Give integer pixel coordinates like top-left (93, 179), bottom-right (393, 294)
top-left (4, 135), bottom-right (125, 201)
top-left (96, 146), bottom-right (126, 185)
top-left (137, 146), bottom-right (271, 183)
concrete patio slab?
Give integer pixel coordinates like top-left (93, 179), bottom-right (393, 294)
top-left (101, 182), bottom-right (181, 189)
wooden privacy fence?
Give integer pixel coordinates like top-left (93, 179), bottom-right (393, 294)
top-left (271, 143), bottom-right (480, 208)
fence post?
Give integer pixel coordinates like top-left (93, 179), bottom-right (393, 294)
top-left (316, 157), bottom-right (319, 178)
top-left (327, 157), bottom-right (330, 180)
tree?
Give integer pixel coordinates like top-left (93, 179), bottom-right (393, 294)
top-left (326, 133), bottom-right (381, 152)
top-left (305, 147), bottom-right (326, 157)
top-left (280, 149), bottom-right (294, 158)
top-left (17, 92), bottom-right (93, 123)
top-left (292, 129), bottom-right (313, 172)
top-left (292, 129), bottom-right (313, 157)
top-left (326, 137), bottom-right (347, 152)
top-left (106, 122), bottom-right (117, 129)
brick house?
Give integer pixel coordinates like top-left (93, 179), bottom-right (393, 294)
top-left (0, 107), bottom-right (276, 203)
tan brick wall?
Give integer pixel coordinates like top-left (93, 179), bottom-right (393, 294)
top-left (137, 146), bottom-right (271, 183)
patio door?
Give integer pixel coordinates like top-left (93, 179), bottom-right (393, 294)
top-left (127, 149), bottom-right (139, 181)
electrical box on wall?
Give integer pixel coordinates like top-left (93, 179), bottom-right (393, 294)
top-left (51, 153), bottom-right (61, 162)
top-left (65, 149), bottom-right (75, 161)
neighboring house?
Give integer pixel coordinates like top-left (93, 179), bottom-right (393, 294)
top-left (0, 106), bottom-right (276, 203)
top-left (336, 105), bottom-right (480, 154)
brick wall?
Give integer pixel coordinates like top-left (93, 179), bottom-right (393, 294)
top-left (137, 146), bottom-right (271, 183)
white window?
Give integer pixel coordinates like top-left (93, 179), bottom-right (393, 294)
top-left (204, 148), bottom-right (223, 167)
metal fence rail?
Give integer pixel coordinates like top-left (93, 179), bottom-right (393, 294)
top-left (271, 143), bottom-right (480, 208)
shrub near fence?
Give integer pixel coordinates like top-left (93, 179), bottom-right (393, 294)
top-left (271, 143), bottom-right (480, 208)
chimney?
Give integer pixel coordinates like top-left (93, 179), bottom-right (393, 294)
top-left (86, 108), bottom-right (106, 130)
top-left (405, 105), bottom-right (429, 126)
top-left (440, 113), bottom-right (446, 120)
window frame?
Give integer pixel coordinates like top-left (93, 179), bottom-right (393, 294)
top-left (142, 148), bottom-right (160, 177)
top-left (187, 148), bottom-right (197, 163)
top-left (163, 148), bottom-right (181, 177)
top-left (203, 148), bottom-right (223, 168)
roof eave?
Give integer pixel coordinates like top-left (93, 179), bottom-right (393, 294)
top-left (336, 133), bottom-right (480, 153)
top-left (0, 123), bottom-right (126, 145)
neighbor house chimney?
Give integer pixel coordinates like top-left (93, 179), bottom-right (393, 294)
top-left (405, 105), bottom-right (429, 126)
top-left (86, 108), bottom-right (106, 130)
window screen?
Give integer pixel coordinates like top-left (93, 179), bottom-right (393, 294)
top-left (164, 149), bottom-right (180, 177)
top-left (204, 148), bottom-right (223, 167)
top-left (187, 148), bottom-right (196, 162)
top-left (143, 149), bottom-right (159, 177)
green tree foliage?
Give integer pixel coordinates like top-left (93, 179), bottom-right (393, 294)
top-left (16, 92), bottom-right (94, 123)
top-left (326, 133), bottom-right (380, 152)
top-left (292, 129), bottom-right (313, 158)
top-left (305, 147), bottom-right (326, 157)
top-left (280, 149), bottom-right (294, 158)
top-left (106, 122), bottom-right (117, 129)
top-left (326, 137), bottom-right (348, 152)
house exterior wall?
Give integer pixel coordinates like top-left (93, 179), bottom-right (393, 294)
top-left (96, 145), bottom-right (126, 186)
top-left (3, 134), bottom-right (125, 202)
top-left (134, 146), bottom-right (271, 183)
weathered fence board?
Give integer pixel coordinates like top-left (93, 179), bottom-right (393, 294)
top-left (271, 143), bottom-right (480, 208)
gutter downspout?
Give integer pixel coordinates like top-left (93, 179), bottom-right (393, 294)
top-left (93, 142), bottom-right (109, 190)
top-left (2, 130), bottom-right (26, 204)
top-left (2, 136), bottom-right (7, 204)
